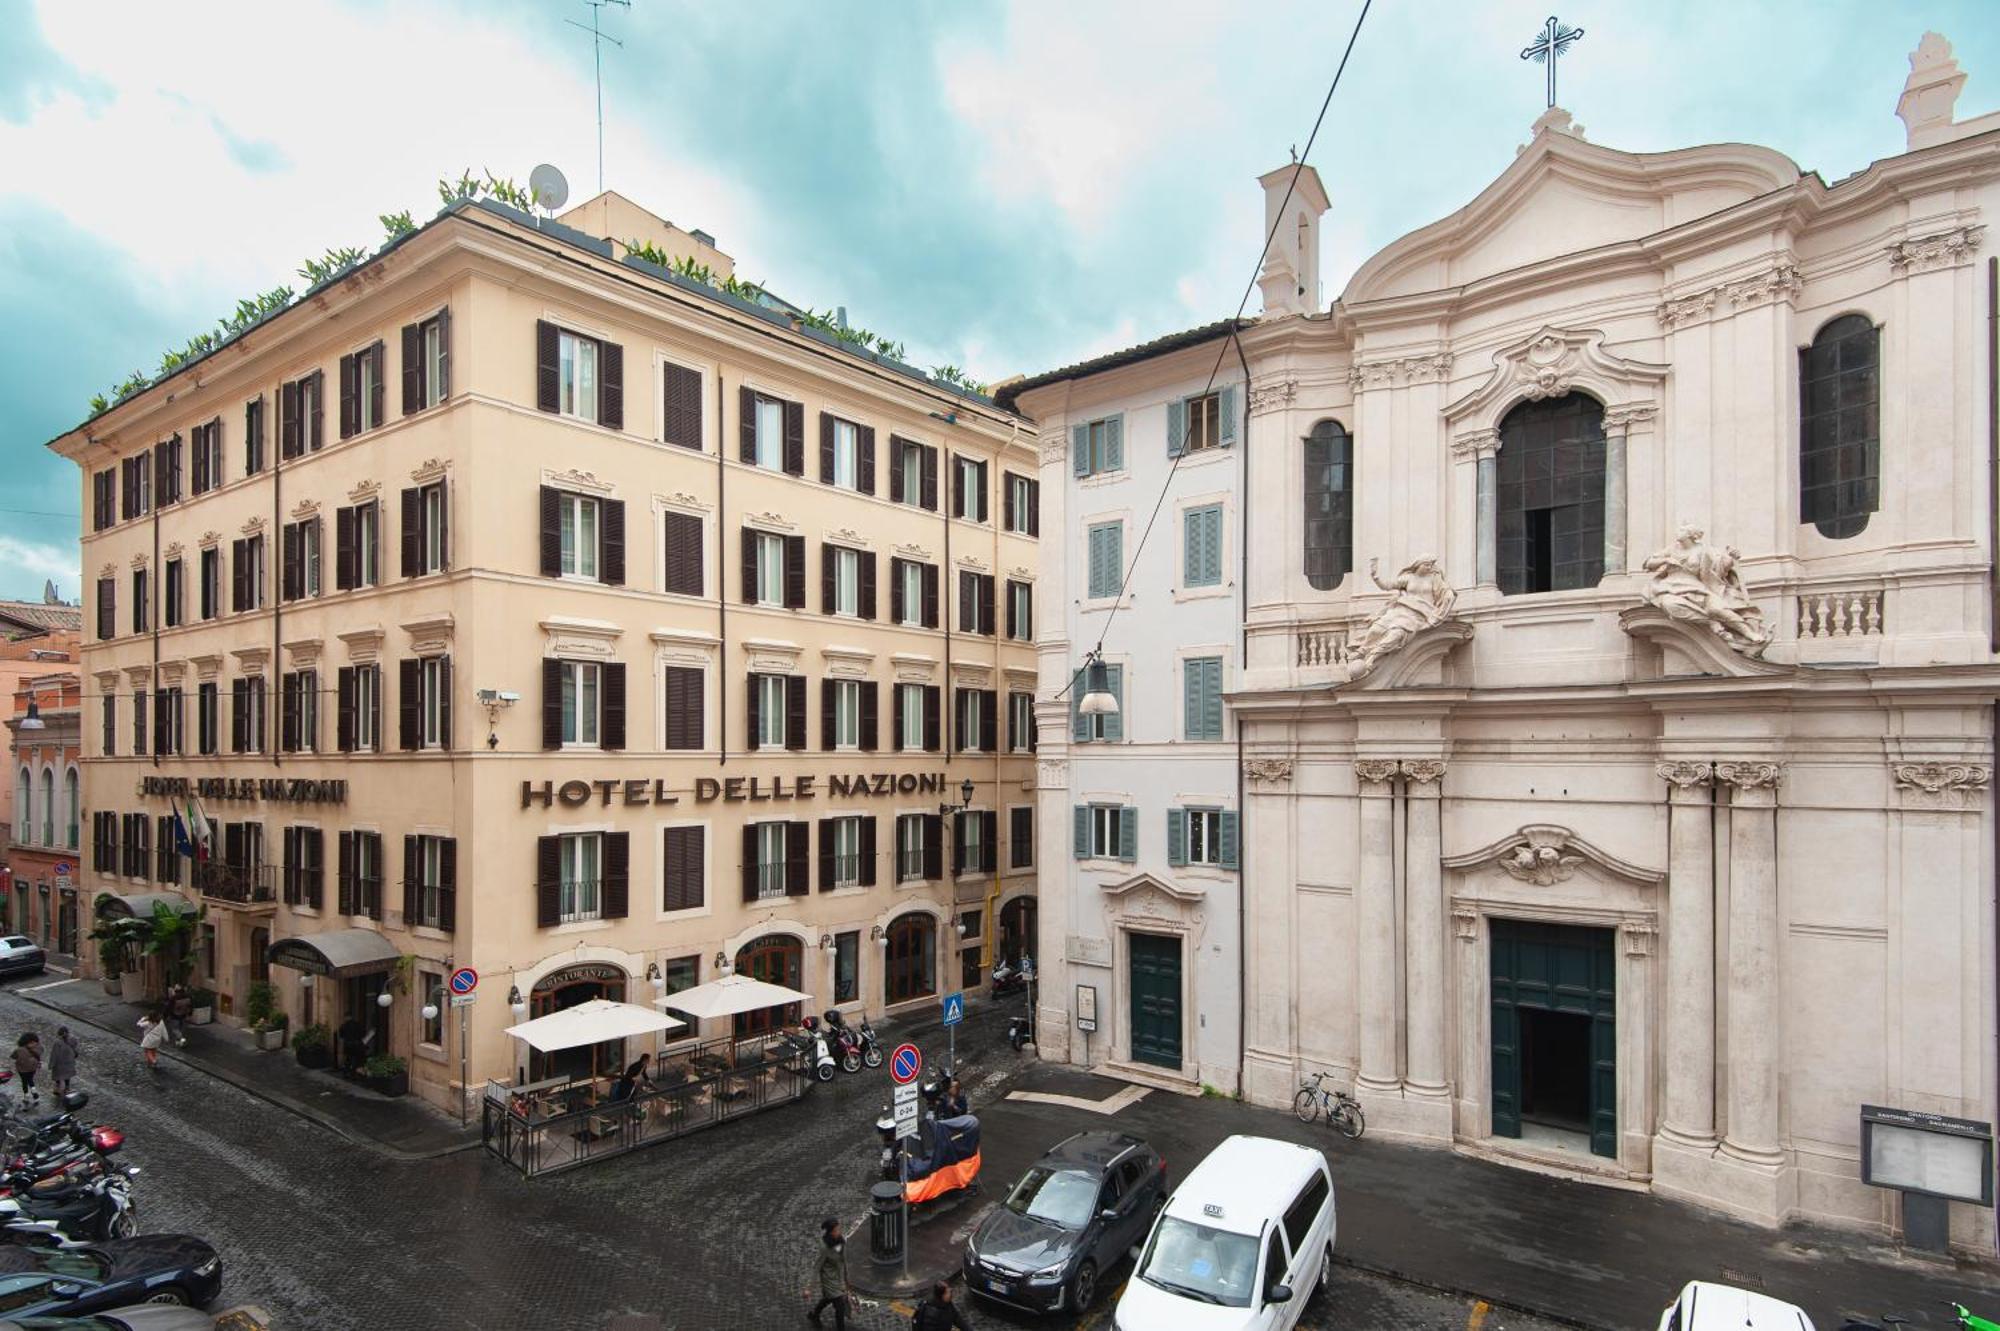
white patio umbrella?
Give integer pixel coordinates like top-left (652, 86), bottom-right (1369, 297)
top-left (655, 973), bottom-right (811, 1021)
top-left (502, 998), bottom-right (686, 1052)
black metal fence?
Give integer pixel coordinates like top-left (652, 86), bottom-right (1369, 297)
top-left (195, 861), bottom-right (276, 905)
top-left (480, 1032), bottom-right (814, 1177)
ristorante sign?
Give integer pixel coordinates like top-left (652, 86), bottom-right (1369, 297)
top-left (141, 775), bottom-right (347, 805)
top-left (521, 771), bottom-right (948, 810)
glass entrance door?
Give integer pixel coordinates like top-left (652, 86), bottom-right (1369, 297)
top-left (339, 972), bottom-right (388, 1070)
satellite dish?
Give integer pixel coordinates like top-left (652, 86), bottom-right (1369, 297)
top-left (529, 164), bottom-right (570, 213)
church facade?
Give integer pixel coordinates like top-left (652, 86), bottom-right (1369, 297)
top-left (1011, 34), bottom-right (2000, 1247)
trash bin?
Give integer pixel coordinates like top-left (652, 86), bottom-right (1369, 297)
top-left (869, 1180), bottom-right (906, 1263)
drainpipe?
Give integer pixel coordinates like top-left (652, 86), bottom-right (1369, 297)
top-left (151, 452), bottom-right (161, 773)
top-left (717, 373), bottom-right (728, 769)
top-left (1232, 329), bottom-right (1253, 1095)
top-left (271, 406), bottom-right (282, 770)
top-left (1989, 257), bottom-right (1999, 1252)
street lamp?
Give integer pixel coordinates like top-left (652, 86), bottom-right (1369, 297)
top-left (507, 984), bottom-right (527, 1018)
top-left (870, 925), bottom-right (888, 949)
top-left (420, 1003), bottom-right (440, 1022)
top-left (375, 990), bottom-right (394, 1009)
top-left (17, 694), bottom-right (44, 733)
top-left (713, 951), bottom-right (734, 974)
top-left (1077, 655), bottom-right (1120, 717)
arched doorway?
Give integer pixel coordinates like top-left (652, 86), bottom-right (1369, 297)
top-left (734, 934), bottom-right (803, 1037)
top-left (884, 913), bottom-right (937, 1006)
top-left (530, 963), bottom-right (629, 1083)
top-left (998, 897), bottom-right (1038, 969)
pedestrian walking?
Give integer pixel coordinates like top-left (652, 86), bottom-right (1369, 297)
top-left (47, 1027), bottom-right (78, 1096)
top-left (10, 1034), bottom-right (41, 1107)
top-left (806, 1216), bottom-right (851, 1329)
top-left (940, 1077), bottom-right (969, 1119)
top-left (910, 1281), bottom-right (973, 1331)
top-left (166, 987), bottom-right (193, 1047)
top-left (137, 1013), bottom-right (169, 1071)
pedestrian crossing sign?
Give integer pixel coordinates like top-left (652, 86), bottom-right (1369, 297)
top-left (942, 992), bottom-right (964, 1028)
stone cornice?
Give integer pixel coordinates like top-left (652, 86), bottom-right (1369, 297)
top-left (1885, 224), bottom-right (1985, 274)
top-left (1655, 262), bottom-right (1802, 330)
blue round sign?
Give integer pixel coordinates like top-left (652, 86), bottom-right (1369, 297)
top-left (890, 1043), bottom-right (922, 1085)
top-left (448, 967), bottom-right (478, 995)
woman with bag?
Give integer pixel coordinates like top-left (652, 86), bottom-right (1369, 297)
top-left (47, 1027), bottom-right (79, 1096)
top-left (807, 1217), bottom-right (851, 1329)
top-left (137, 1013), bottom-right (169, 1071)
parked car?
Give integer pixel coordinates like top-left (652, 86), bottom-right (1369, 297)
top-left (0, 941), bottom-right (45, 980)
top-left (1657, 1281), bottom-right (1814, 1330)
top-left (964, 1131), bottom-right (1167, 1315)
top-left (1112, 1134), bottom-right (1334, 1331)
top-left (2, 1307), bottom-right (217, 1329)
top-left (0, 1237), bottom-right (221, 1317)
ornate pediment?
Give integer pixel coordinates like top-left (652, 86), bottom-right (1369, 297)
top-left (1445, 326), bottom-right (1667, 426)
top-left (1443, 824), bottom-right (1663, 888)
top-left (1100, 873), bottom-right (1206, 928)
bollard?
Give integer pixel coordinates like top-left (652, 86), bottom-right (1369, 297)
top-left (868, 1180), bottom-right (907, 1264)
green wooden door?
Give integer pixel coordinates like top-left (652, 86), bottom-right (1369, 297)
top-left (1489, 920), bottom-right (1617, 1159)
top-left (1128, 932), bottom-right (1183, 1069)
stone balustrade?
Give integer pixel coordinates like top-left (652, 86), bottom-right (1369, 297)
top-left (1795, 587), bottom-right (1885, 640)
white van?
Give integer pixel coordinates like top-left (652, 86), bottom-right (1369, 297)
top-left (1111, 1135), bottom-right (1335, 1331)
top-left (1657, 1281), bottom-right (1815, 1331)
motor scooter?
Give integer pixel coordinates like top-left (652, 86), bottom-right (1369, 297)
top-left (990, 958), bottom-right (1026, 998)
top-left (1008, 1007), bottom-right (1035, 1051)
top-left (0, 1164), bottom-right (139, 1245)
top-left (794, 1017), bottom-right (837, 1083)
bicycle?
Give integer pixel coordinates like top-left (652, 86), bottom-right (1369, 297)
top-left (1292, 1071), bottom-right (1365, 1139)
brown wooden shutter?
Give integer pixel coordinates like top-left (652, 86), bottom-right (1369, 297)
top-left (437, 655), bottom-right (452, 748)
top-left (537, 487), bottom-right (561, 577)
top-left (859, 552), bottom-right (876, 620)
top-left (982, 811), bottom-right (999, 873)
top-left (889, 559), bottom-right (904, 624)
top-left (740, 825), bottom-right (759, 903)
top-left (536, 835), bottom-right (560, 927)
top-left (337, 667), bottom-right (356, 752)
top-left (951, 452), bottom-right (964, 518)
top-left (436, 482), bottom-right (449, 571)
top-left (784, 535), bottom-right (806, 609)
top-left (1005, 581), bottom-right (1016, 639)
top-left (956, 570), bottom-right (972, 633)
top-left (437, 838), bottom-right (457, 932)
top-left (820, 542), bottom-right (836, 614)
top-left (979, 575), bottom-right (995, 635)
top-left (820, 679), bottom-right (836, 752)
top-left (858, 817), bottom-right (877, 886)
top-left (541, 659), bottom-right (563, 749)
top-left (366, 665), bottom-right (382, 749)
top-left (920, 445), bottom-right (937, 510)
top-left (785, 674), bottom-right (806, 751)
top-left (923, 685), bottom-right (940, 752)
top-left (1003, 473), bottom-right (1015, 530)
top-left (601, 662), bottom-right (626, 750)
top-left (368, 341), bottom-right (386, 427)
top-left (921, 563), bottom-right (939, 628)
top-left (1028, 480), bottom-right (1040, 536)
top-left (819, 412), bottom-right (836, 484)
top-left (860, 681), bottom-right (878, 753)
top-left (339, 352), bottom-right (359, 438)
top-left (279, 380), bottom-right (300, 459)
top-left (782, 399), bottom-right (805, 475)
top-left (818, 817), bottom-right (835, 891)
top-left (738, 386), bottom-right (758, 462)
top-left (922, 814), bottom-right (943, 880)
top-left (230, 679), bottom-right (246, 752)
top-left (400, 488), bottom-right (421, 578)
top-left (279, 673), bottom-right (299, 752)
top-left (663, 363), bottom-right (702, 449)
top-left (95, 578), bottom-right (113, 640)
top-left (338, 832), bottom-right (355, 916)
top-left (889, 438), bottom-right (904, 503)
top-left (281, 522), bottom-right (300, 601)
top-left (740, 528), bottom-right (757, 605)
top-left (857, 426), bottom-right (876, 495)
top-left (601, 498), bottom-right (625, 585)
top-left (308, 370), bottom-right (324, 451)
top-left (785, 821), bottom-right (810, 896)
top-left (602, 831), bottom-right (629, 919)
top-left (745, 673), bottom-right (762, 750)
top-left (435, 307), bottom-right (451, 399)
top-left (663, 665), bottom-right (701, 750)
top-left (335, 505), bottom-right (355, 590)
top-left (892, 685), bottom-right (905, 751)
top-left (402, 321), bottom-right (422, 414)
top-left (599, 339), bottom-right (624, 430)
top-left (981, 689), bottom-right (997, 753)
top-left (398, 659), bottom-right (420, 751)
top-left (664, 512), bottom-right (701, 595)
top-left (536, 321), bottom-right (560, 413)
top-left (229, 540), bottom-right (246, 612)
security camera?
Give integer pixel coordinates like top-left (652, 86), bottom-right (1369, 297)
top-left (475, 689), bottom-right (521, 707)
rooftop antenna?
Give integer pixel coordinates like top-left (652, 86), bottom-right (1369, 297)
top-left (529, 164), bottom-right (570, 226)
top-left (566, 0), bottom-right (630, 194)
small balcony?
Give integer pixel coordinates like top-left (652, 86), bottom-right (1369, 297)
top-left (195, 861), bottom-right (277, 910)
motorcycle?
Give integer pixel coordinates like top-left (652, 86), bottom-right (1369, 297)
top-left (1842, 1306), bottom-right (2000, 1331)
top-left (821, 1011), bottom-right (865, 1076)
top-left (1008, 1007), bottom-right (1035, 1051)
top-left (790, 1017), bottom-right (836, 1083)
top-left (0, 1165), bottom-right (139, 1245)
top-left (990, 958), bottom-right (1027, 998)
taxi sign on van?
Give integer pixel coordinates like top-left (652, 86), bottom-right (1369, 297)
top-left (1202, 1203), bottom-right (1225, 1218)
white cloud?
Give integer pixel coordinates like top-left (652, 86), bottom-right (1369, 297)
top-left (0, 536), bottom-right (79, 590)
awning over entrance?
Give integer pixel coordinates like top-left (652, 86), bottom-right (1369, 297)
top-left (503, 999), bottom-right (686, 1053)
top-left (659, 973), bottom-right (812, 1020)
top-left (265, 928), bottom-right (402, 978)
top-left (93, 892), bottom-right (197, 921)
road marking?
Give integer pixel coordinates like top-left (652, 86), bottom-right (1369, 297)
top-left (1467, 1298), bottom-right (1491, 1331)
top-left (19, 978), bottom-right (78, 993)
top-left (1004, 1084), bottom-right (1152, 1115)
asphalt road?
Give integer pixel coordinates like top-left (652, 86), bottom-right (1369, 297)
top-left (0, 978), bottom-right (1571, 1330)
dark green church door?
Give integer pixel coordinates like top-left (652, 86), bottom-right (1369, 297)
top-left (1489, 919), bottom-right (1617, 1159)
top-left (1128, 932), bottom-right (1183, 1069)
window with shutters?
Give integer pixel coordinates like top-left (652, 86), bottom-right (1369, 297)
top-left (420, 656), bottom-right (448, 749)
top-left (280, 371), bottom-right (324, 459)
top-left (661, 510), bottom-right (703, 596)
top-left (339, 341), bottom-right (385, 436)
top-left (1006, 579), bottom-right (1033, 642)
top-left (892, 437), bottom-right (937, 510)
top-left (559, 661), bottom-right (601, 746)
top-left (661, 361), bottom-right (702, 449)
top-left (233, 534), bottom-right (266, 611)
top-left (163, 557), bottom-right (184, 628)
top-left (199, 547), bottom-right (220, 621)
top-left (559, 331), bottom-right (601, 423)
top-left (196, 683), bottom-right (218, 756)
top-left (130, 568), bottom-right (148, 634)
top-left (954, 809), bottom-right (988, 876)
top-left (1799, 314), bottom-right (1880, 538)
top-left (896, 814), bottom-right (927, 883)
top-left (420, 971), bottom-right (444, 1045)
top-left (1004, 473), bottom-right (1037, 535)
top-left (120, 453), bottom-right (151, 519)
top-left (1183, 656), bottom-right (1224, 741)
top-left (752, 395), bottom-right (784, 469)
top-left (243, 396), bottom-right (266, 475)
top-left (1009, 691), bottom-right (1035, 753)
top-left (896, 684), bottom-right (923, 753)
top-left (833, 932), bottom-right (859, 1005)
top-left (955, 456), bottom-right (989, 522)
top-left (100, 694), bottom-right (115, 758)
top-left (235, 677), bottom-right (266, 754)
top-left (560, 493), bottom-right (599, 579)
top-left (281, 670), bottom-right (318, 753)
top-left (282, 518), bottom-right (321, 601)
top-left (411, 834), bottom-right (451, 929)
top-left (155, 813), bottom-right (178, 884)
top-left (347, 832), bottom-right (384, 919)
top-left (885, 913), bottom-right (936, 1004)
top-left (412, 481), bottom-right (447, 576)
top-left (1183, 504), bottom-right (1223, 588)
top-left (1077, 416), bottom-right (1122, 477)
top-left (557, 832), bottom-right (602, 922)
top-left (828, 816), bottom-right (863, 888)
top-left (190, 420), bottom-right (221, 496)
top-left (753, 822), bottom-right (788, 900)
top-left (91, 470), bottom-right (115, 532)
top-left (94, 577), bottom-right (114, 642)
top-left (64, 768), bottom-right (77, 851)
top-left (281, 826), bottom-right (323, 908)
top-left (662, 665), bottom-right (704, 750)
top-left (408, 311), bottom-right (449, 412)
top-left (754, 673), bottom-right (788, 750)
top-left (154, 686), bottom-right (184, 757)
top-left (341, 664), bottom-right (381, 753)
top-left (1086, 522), bottom-right (1123, 599)
top-left (1185, 808), bottom-right (1223, 865)
top-left (897, 559), bottom-right (924, 627)
top-left (1497, 394), bottom-right (1605, 595)
top-left (830, 547), bottom-right (860, 617)
top-left (753, 532), bottom-right (785, 606)
top-left (1090, 805), bottom-right (1122, 858)
top-left (1010, 805), bottom-right (1034, 868)
top-left (956, 689), bottom-right (979, 753)
top-left (830, 679), bottom-right (861, 749)
top-left (132, 687), bottom-right (147, 756)
top-left (1185, 392), bottom-right (1220, 451)
top-left (353, 501), bottom-right (380, 588)
top-left (1303, 419), bottom-right (1353, 590)
top-left (830, 419), bottom-right (860, 489)
top-left (663, 825), bottom-right (704, 912)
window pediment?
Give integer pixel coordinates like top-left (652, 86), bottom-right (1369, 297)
top-left (1445, 326), bottom-right (1666, 427)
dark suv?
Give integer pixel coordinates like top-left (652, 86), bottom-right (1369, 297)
top-left (962, 1131), bottom-right (1167, 1315)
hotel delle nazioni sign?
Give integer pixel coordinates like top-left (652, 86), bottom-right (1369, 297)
top-left (520, 771), bottom-right (950, 810)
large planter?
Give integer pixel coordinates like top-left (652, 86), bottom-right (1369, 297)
top-left (361, 1068), bottom-right (410, 1098)
top-left (254, 1027), bottom-right (286, 1052)
top-left (100, 976), bottom-right (122, 997)
top-left (294, 1044), bottom-right (331, 1070)
top-left (190, 1007), bottom-right (213, 1026)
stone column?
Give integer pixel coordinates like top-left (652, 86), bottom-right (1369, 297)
top-left (1455, 429), bottom-right (1501, 588)
top-left (1717, 761), bottom-right (1784, 1165)
top-left (1354, 759), bottom-right (1402, 1093)
top-left (1602, 423), bottom-right (1628, 575)
top-left (1656, 761), bottom-right (1716, 1146)
top-left (1402, 760), bottom-right (1447, 1097)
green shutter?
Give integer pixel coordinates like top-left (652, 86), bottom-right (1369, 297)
top-left (1102, 665), bottom-right (1124, 742)
top-left (1106, 524), bottom-right (1123, 598)
top-left (1071, 685), bottom-right (1090, 742)
top-left (1167, 808), bottom-right (1186, 867)
top-left (1203, 658), bottom-right (1223, 739)
top-left (1183, 659), bottom-right (1202, 739)
top-left (1073, 804), bottom-right (1090, 859)
top-left (1204, 508), bottom-right (1221, 584)
top-left (1186, 506), bottom-right (1222, 587)
top-left (1087, 525), bottom-right (1106, 598)
top-left (1118, 806), bottom-right (1137, 862)
top-left (1106, 414), bottom-right (1124, 471)
top-left (1166, 399), bottom-right (1186, 459)
top-left (1072, 423), bottom-right (1089, 477)
top-left (1182, 508), bottom-right (1200, 585)
top-left (1218, 385), bottom-right (1238, 446)
top-left (1219, 810), bottom-right (1239, 869)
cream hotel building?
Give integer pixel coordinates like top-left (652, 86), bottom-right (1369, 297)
top-left (50, 193), bottom-right (1042, 1110)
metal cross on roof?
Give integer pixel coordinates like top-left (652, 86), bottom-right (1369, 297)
top-left (1520, 15), bottom-right (1584, 110)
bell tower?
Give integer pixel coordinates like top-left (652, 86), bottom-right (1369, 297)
top-left (1256, 161), bottom-right (1330, 317)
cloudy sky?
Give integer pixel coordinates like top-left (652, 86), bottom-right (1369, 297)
top-left (1, 0), bottom-right (1994, 601)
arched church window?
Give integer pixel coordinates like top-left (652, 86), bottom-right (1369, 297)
top-left (1303, 419), bottom-right (1352, 590)
top-left (1497, 394), bottom-right (1606, 595)
top-left (1799, 314), bottom-right (1879, 539)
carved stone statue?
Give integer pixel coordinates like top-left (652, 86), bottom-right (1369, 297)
top-left (1639, 524), bottom-right (1772, 657)
top-left (1339, 556), bottom-right (1458, 681)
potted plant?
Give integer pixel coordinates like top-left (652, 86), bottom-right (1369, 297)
top-left (359, 1052), bottom-right (409, 1097)
top-left (291, 1023), bottom-right (331, 1070)
top-left (245, 981), bottom-right (288, 1051)
top-left (187, 987), bottom-right (215, 1025)
top-left (95, 937), bottom-right (124, 996)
